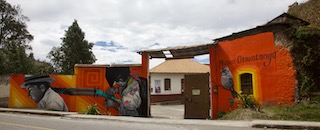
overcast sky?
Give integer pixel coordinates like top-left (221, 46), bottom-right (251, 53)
top-left (7, 0), bottom-right (307, 69)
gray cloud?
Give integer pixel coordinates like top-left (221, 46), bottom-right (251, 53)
top-left (7, 0), bottom-right (306, 68)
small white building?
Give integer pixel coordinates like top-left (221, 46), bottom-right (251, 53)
top-left (149, 58), bottom-right (210, 103)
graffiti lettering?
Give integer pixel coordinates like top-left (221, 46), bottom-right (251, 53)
top-left (219, 59), bottom-right (236, 68)
top-left (219, 51), bottom-right (277, 67)
top-left (261, 52), bottom-right (276, 67)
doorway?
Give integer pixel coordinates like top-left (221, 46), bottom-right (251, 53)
top-left (184, 73), bottom-right (210, 119)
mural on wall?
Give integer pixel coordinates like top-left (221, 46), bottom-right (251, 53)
top-left (221, 66), bottom-right (238, 107)
top-left (104, 67), bottom-right (147, 116)
top-left (220, 66), bottom-right (238, 98)
top-left (210, 32), bottom-right (296, 114)
top-left (9, 66), bottom-right (148, 117)
top-left (20, 75), bottom-right (68, 111)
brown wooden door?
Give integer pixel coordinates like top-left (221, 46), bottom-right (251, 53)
top-left (184, 73), bottom-right (210, 119)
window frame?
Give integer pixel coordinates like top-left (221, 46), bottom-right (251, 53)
top-left (164, 78), bottom-right (171, 91)
top-left (240, 73), bottom-right (253, 95)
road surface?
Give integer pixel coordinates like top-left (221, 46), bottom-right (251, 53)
top-left (0, 112), bottom-right (265, 130)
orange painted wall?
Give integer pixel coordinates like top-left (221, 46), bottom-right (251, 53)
top-left (210, 32), bottom-right (296, 118)
top-left (9, 53), bottom-right (150, 116)
top-left (73, 65), bottom-right (149, 115)
top-left (74, 67), bottom-right (110, 114)
top-left (9, 74), bottom-right (76, 110)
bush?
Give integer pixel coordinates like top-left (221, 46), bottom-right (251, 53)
top-left (83, 104), bottom-right (100, 115)
top-left (289, 27), bottom-right (320, 96)
top-left (239, 94), bottom-right (256, 109)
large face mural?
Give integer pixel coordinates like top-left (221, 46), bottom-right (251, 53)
top-left (20, 75), bottom-right (69, 111)
top-left (9, 66), bottom-right (148, 117)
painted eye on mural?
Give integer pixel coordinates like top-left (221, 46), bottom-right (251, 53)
top-left (27, 86), bottom-right (34, 91)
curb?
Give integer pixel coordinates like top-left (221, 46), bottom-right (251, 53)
top-left (1, 108), bottom-right (320, 129)
top-left (0, 108), bottom-right (77, 116)
top-left (63, 114), bottom-right (251, 128)
top-left (251, 120), bottom-right (320, 130)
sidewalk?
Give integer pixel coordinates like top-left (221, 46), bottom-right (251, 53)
top-left (1, 107), bottom-right (320, 129)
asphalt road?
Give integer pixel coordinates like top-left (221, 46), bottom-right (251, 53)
top-left (0, 112), bottom-right (265, 130)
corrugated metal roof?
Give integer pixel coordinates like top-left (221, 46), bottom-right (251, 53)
top-left (150, 58), bottom-right (210, 74)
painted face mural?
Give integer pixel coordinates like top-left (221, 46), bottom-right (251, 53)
top-left (25, 83), bottom-right (45, 103)
top-left (105, 67), bottom-right (146, 116)
top-left (20, 75), bottom-right (69, 111)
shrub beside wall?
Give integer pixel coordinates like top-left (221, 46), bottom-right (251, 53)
top-left (289, 27), bottom-right (320, 98)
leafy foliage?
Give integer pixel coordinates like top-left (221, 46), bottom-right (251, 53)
top-left (0, 0), bottom-right (33, 48)
top-left (32, 59), bottom-right (55, 75)
top-left (239, 94), bottom-right (256, 109)
top-left (83, 104), bottom-right (100, 115)
top-left (48, 20), bottom-right (96, 74)
top-left (287, 0), bottom-right (320, 97)
top-left (289, 27), bottom-right (320, 96)
top-left (1, 41), bottom-right (34, 74)
top-left (0, 0), bottom-right (35, 74)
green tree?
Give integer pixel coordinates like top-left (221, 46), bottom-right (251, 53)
top-left (0, 0), bottom-right (34, 74)
top-left (289, 27), bottom-right (320, 96)
top-left (48, 20), bottom-right (96, 74)
top-left (287, 0), bottom-right (320, 97)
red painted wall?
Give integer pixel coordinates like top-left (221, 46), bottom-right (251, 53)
top-left (210, 32), bottom-right (296, 118)
top-left (150, 94), bottom-right (183, 103)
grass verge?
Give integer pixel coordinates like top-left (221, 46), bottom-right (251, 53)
top-left (220, 101), bottom-right (320, 122)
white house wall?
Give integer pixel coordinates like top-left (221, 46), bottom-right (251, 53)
top-left (150, 73), bottom-right (184, 95)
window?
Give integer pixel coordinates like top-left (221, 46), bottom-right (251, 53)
top-left (155, 80), bottom-right (161, 93)
top-left (240, 73), bottom-right (253, 94)
top-left (164, 78), bottom-right (171, 90)
top-left (181, 79), bottom-right (184, 93)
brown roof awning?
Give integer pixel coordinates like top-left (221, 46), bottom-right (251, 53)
top-left (137, 43), bottom-right (214, 59)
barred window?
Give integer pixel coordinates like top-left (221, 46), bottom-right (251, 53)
top-left (240, 73), bottom-right (253, 94)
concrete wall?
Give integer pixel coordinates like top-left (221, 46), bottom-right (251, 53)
top-left (0, 75), bottom-right (10, 107)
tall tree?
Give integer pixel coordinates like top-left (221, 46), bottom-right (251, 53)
top-left (48, 20), bottom-right (96, 74)
top-left (0, 0), bottom-right (34, 74)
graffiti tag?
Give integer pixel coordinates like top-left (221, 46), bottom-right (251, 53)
top-left (219, 51), bottom-right (276, 67)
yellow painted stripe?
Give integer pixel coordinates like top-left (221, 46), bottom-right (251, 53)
top-left (235, 68), bottom-right (259, 100)
top-left (0, 121), bottom-right (54, 130)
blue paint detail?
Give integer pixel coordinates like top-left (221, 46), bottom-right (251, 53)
top-left (229, 98), bottom-right (234, 106)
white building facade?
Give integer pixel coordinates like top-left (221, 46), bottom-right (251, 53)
top-left (150, 73), bottom-right (184, 95)
top-left (149, 58), bottom-right (210, 102)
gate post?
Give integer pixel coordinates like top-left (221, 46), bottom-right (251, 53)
top-left (209, 45), bottom-right (218, 119)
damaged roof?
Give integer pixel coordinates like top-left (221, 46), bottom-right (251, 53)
top-left (138, 13), bottom-right (309, 59)
top-left (138, 43), bottom-right (214, 59)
